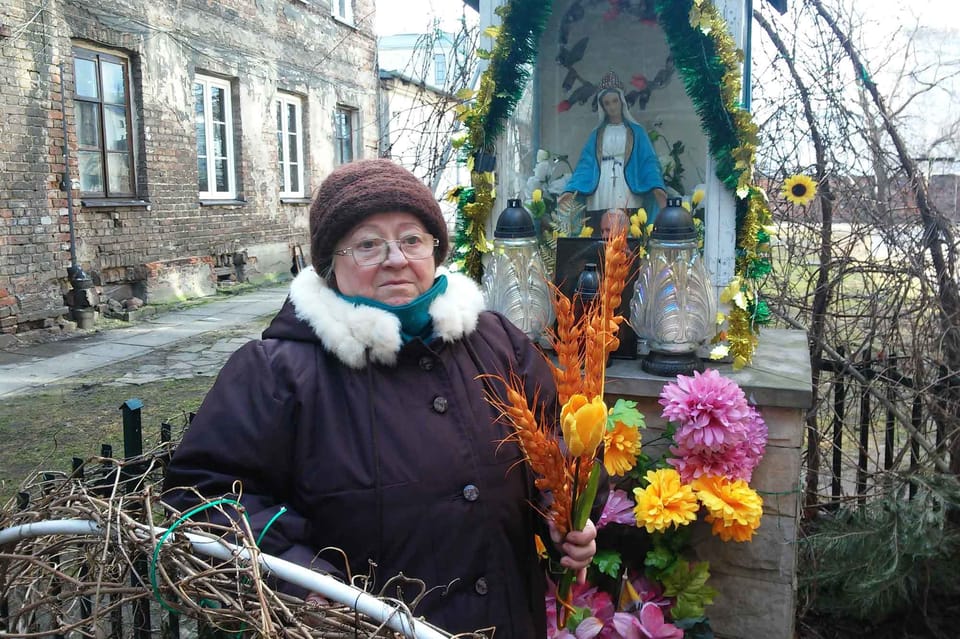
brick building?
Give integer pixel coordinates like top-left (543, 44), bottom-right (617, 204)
top-left (0, 0), bottom-right (378, 334)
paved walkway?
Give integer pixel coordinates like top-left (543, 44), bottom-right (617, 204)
top-left (0, 285), bottom-right (290, 398)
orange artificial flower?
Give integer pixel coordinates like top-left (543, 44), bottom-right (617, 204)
top-left (603, 420), bottom-right (641, 476)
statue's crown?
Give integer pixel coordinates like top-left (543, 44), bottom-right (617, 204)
top-left (597, 71), bottom-right (623, 91)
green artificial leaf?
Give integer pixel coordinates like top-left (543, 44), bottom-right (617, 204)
top-left (644, 544), bottom-right (674, 571)
top-left (566, 606), bottom-right (591, 632)
top-left (662, 561), bottom-right (717, 620)
top-left (593, 549), bottom-right (622, 579)
top-left (607, 398), bottom-right (645, 431)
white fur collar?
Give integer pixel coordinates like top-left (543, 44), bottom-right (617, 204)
top-left (288, 266), bottom-right (485, 369)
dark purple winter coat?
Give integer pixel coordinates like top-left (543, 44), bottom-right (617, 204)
top-left (163, 268), bottom-right (558, 638)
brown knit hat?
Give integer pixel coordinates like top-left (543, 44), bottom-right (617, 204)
top-left (309, 159), bottom-right (448, 274)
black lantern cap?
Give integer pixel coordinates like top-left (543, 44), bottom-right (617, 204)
top-left (494, 198), bottom-right (536, 238)
top-left (575, 262), bottom-right (600, 300)
top-left (650, 197), bottom-right (697, 241)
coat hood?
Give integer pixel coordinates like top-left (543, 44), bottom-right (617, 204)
top-left (263, 266), bottom-right (486, 369)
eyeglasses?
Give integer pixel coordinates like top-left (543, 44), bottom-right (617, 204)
top-left (334, 233), bottom-right (439, 266)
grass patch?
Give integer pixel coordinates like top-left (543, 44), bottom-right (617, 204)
top-left (0, 374), bottom-right (217, 503)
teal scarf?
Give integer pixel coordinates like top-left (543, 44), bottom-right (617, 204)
top-left (337, 275), bottom-right (448, 343)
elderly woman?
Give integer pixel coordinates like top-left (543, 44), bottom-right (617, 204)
top-left (560, 73), bottom-right (667, 218)
top-left (163, 159), bottom-right (597, 638)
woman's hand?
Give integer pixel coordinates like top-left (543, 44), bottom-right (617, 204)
top-left (549, 519), bottom-right (598, 584)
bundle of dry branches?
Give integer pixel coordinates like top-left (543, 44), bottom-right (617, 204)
top-left (0, 452), bottom-right (485, 638)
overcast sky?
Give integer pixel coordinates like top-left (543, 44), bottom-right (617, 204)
top-left (374, 0), bottom-right (477, 36)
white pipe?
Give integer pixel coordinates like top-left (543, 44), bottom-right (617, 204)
top-left (0, 520), bottom-right (450, 639)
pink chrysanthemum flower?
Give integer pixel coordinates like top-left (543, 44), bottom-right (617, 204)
top-left (597, 489), bottom-right (637, 529)
top-left (659, 369), bottom-right (752, 449)
top-left (662, 372), bottom-right (768, 483)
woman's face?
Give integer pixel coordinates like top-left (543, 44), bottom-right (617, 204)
top-left (332, 211), bottom-right (437, 305)
top-left (600, 92), bottom-right (623, 123)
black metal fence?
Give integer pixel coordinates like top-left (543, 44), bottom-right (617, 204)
top-left (0, 399), bottom-right (206, 639)
top-left (806, 349), bottom-right (950, 510)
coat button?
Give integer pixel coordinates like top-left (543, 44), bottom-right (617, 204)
top-left (432, 396), bottom-right (448, 413)
top-left (462, 484), bottom-right (479, 502)
top-left (474, 577), bottom-right (488, 595)
top-left (418, 356), bottom-right (434, 371)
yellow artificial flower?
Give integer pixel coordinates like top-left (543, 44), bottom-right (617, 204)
top-left (629, 223), bottom-right (642, 238)
top-left (560, 394), bottom-right (607, 457)
top-left (579, 225), bottom-right (595, 238)
top-left (709, 344), bottom-right (730, 360)
top-left (443, 186), bottom-right (463, 203)
top-left (692, 187), bottom-right (705, 207)
top-left (692, 475), bottom-right (764, 543)
top-left (782, 174), bottom-right (817, 206)
top-left (631, 208), bottom-right (647, 226)
top-left (532, 188), bottom-right (543, 203)
top-left (603, 420), bottom-right (641, 476)
top-left (719, 281), bottom-right (738, 304)
top-left (633, 468), bottom-right (699, 533)
top-left (645, 223), bottom-right (654, 236)
top-left (681, 200), bottom-right (692, 212)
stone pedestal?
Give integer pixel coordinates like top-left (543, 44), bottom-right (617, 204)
top-left (604, 329), bottom-right (811, 639)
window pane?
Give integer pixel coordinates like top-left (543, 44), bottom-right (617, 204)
top-left (100, 61), bottom-right (125, 104)
top-left (277, 102), bottom-right (282, 131)
top-left (193, 83), bottom-right (205, 117)
top-left (215, 159), bottom-right (228, 192)
top-left (103, 105), bottom-right (129, 152)
top-left (214, 123), bottom-right (227, 158)
top-left (107, 152), bottom-right (132, 194)
top-left (77, 102), bottom-right (101, 149)
top-left (196, 122), bottom-right (207, 156)
top-left (287, 103), bottom-right (297, 133)
top-left (277, 130), bottom-right (284, 163)
top-left (75, 58), bottom-right (98, 99)
top-left (78, 150), bottom-right (104, 194)
top-left (290, 165), bottom-right (299, 193)
top-left (211, 86), bottom-right (225, 122)
top-left (288, 133), bottom-right (298, 163)
top-left (198, 157), bottom-right (208, 192)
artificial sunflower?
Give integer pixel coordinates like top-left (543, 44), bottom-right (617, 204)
top-left (782, 174), bottom-right (817, 206)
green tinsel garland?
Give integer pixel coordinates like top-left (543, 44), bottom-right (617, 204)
top-left (655, 0), bottom-right (744, 194)
top-left (452, 0), bottom-right (555, 281)
top-left (655, 0), bottom-right (774, 367)
top-left (481, 1), bottom-right (555, 147)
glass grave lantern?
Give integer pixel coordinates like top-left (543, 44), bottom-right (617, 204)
top-left (482, 198), bottom-right (553, 339)
top-left (630, 198), bottom-right (716, 376)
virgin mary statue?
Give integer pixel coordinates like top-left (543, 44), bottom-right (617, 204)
top-left (560, 71), bottom-right (667, 219)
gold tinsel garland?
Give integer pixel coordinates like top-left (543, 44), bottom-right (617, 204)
top-left (685, 0), bottom-right (773, 369)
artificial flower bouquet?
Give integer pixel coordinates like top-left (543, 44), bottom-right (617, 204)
top-left (486, 226), bottom-right (769, 638)
top-left (549, 368), bottom-right (769, 638)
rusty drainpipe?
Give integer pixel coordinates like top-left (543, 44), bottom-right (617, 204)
top-left (58, 60), bottom-right (94, 327)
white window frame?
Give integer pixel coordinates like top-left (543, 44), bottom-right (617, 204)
top-left (276, 93), bottom-right (305, 198)
top-left (194, 74), bottom-right (236, 200)
top-left (332, 0), bottom-right (353, 25)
